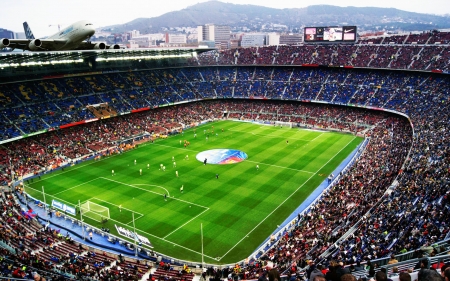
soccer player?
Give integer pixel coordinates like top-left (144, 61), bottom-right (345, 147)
top-left (162, 166), bottom-right (166, 172)
top-left (164, 193), bottom-right (167, 201)
top-left (173, 161), bottom-right (176, 168)
top-left (180, 185), bottom-right (184, 193)
top-left (204, 158), bottom-right (207, 165)
top-left (139, 169), bottom-right (142, 175)
top-left (216, 174), bottom-right (219, 179)
top-left (160, 164), bottom-right (163, 170)
top-left (112, 169), bottom-right (115, 176)
top-left (119, 204), bottom-right (122, 212)
top-left (172, 156), bottom-right (175, 161)
top-left (256, 165), bottom-right (259, 170)
top-left (176, 170), bottom-right (179, 177)
top-left (147, 164), bottom-right (150, 169)
top-left (185, 155), bottom-right (189, 160)
top-left (134, 159), bottom-right (136, 165)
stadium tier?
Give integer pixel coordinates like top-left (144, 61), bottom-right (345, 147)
top-left (0, 42), bottom-right (449, 281)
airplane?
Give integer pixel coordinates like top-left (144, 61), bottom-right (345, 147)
top-left (0, 20), bottom-right (120, 51)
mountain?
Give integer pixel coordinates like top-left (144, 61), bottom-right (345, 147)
top-left (101, 1), bottom-right (450, 34)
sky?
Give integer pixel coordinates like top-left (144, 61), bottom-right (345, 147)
top-left (2, 0), bottom-right (450, 36)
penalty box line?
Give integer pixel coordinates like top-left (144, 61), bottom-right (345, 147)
top-left (99, 177), bottom-right (213, 254)
top-left (90, 208), bottom-right (217, 260)
top-left (53, 177), bottom-right (101, 196)
top-left (99, 177), bottom-right (208, 209)
top-left (89, 197), bottom-right (145, 222)
top-left (218, 136), bottom-right (357, 261)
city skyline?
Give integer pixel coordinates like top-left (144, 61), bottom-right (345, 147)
top-left (2, 0), bottom-right (450, 37)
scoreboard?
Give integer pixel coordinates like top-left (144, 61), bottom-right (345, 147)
top-left (304, 26), bottom-right (357, 42)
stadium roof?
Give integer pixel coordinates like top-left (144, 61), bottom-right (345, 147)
top-left (0, 47), bottom-right (215, 68)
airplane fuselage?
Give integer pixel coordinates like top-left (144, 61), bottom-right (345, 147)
top-left (48, 20), bottom-right (95, 50)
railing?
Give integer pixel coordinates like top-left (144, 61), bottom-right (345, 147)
top-left (368, 238), bottom-right (450, 267)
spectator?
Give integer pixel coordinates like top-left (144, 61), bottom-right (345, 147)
top-left (341, 274), bottom-right (357, 281)
top-left (309, 264), bottom-right (325, 281)
top-left (418, 269), bottom-right (444, 281)
top-left (399, 272), bottom-right (411, 281)
top-left (268, 268), bottom-right (281, 281)
top-left (375, 271), bottom-right (388, 281)
top-left (387, 254), bottom-right (398, 264)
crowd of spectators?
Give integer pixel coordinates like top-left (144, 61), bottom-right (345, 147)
top-left (192, 30), bottom-right (450, 72)
top-left (0, 188), bottom-right (156, 280)
top-left (0, 40), bottom-right (449, 280)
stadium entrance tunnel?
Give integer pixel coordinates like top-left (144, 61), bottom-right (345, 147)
top-left (196, 149), bottom-right (248, 164)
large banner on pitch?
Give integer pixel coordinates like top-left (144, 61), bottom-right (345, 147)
top-left (115, 225), bottom-right (153, 248)
top-left (51, 199), bottom-right (76, 215)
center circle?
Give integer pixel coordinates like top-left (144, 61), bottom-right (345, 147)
top-left (196, 149), bottom-right (248, 165)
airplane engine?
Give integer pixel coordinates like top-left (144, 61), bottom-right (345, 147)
top-left (93, 42), bottom-right (106, 50)
top-left (0, 38), bottom-right (10, 49)
top-left (28, 39), bottom-right (42, 51)
top-left (108, 44), bottom-right (121, 50)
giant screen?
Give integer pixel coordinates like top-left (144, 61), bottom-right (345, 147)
top-left (304, 26), bottom-right (357, 42)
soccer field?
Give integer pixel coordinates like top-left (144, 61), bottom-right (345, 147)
top-left (24, 120), bottom-right (363, 264)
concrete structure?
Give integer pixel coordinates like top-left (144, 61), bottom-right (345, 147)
top-left (241, 34), bottom-right (267, 47)
top-left (268, 33), bottom-right (280, 46)
top-left (0, 28), bottom-right (14, 39)
top-left (197, 24), bottom-right (230, 49)
top-left (279, 34), bottom-right (302, 45)
top-left (165, 33), bottom-right (187, 45)
top-left (129, 36), bottom-right (154, 48)
top-left (14, 32), bottom-right (26, 39)
top-left (130, 30), bottom-right (140, 39)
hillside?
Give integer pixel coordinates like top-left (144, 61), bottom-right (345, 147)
top-left (101, 1), bottom-right (450, 33)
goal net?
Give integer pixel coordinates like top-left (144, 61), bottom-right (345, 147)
top-left (80, 201), bottom-right (110, 222)
top-left (274, 121), bottom-right (293, 128)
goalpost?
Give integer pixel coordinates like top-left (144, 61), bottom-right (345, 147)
top-left (80, 201), bottom-right (110, 222)
top-left (274, 121), bottom-right (293, 128)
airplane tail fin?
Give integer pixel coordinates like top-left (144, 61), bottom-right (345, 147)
top-left (23, 22), bottom-right (35, 39)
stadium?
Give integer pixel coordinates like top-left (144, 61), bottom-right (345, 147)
top-left (0, 30), bottom-right (449, 281)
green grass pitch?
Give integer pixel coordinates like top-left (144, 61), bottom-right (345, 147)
top-left (24, 120), bottom-right (363, 264)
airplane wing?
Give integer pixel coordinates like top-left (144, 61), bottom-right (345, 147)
top-left (75, 41), bottom-right (121, 50)
top-left (74, 41), bottom-right (105, 50)
top-left (0, 39), bottom-right (31, 51)
top-left (0, 38), bottom-right (68, 51)
top-left (37, 39), bottom-right (68, 50)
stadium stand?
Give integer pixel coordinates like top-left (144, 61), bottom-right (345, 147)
top-left (0, 32), bottom-right (450, 280)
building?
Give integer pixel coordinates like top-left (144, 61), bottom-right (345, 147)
top-left (14, 32), bottom-right (25, 39)
top-left (241, 34), bottom-right (267, 47)
top-left (129, 36), bottom-right (154, 48)
top-left (0, 28), bottom-right (14, 39)
top-left (268, 33), bottom-right (280, 46)
top-left (165, 33), bottom-right (187, 46)
top-left (197, 24), bottom-right (230, 49)
top-left (230, 33), bottom-right (243, 48)
top-left (130, 30), bottom-right (140, 39)
top-left (279, 34), bottom-right (302, 45)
